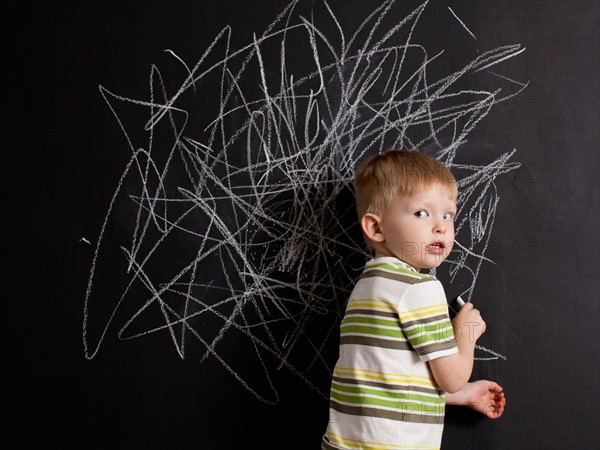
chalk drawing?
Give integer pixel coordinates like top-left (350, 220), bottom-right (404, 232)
top-left (447, 6), bottom-right (478, 43)
top-left (83, 0), bottom-right (526, 402)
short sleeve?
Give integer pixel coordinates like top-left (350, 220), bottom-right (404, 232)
top-left (397, 279), bottom-right (458, 362)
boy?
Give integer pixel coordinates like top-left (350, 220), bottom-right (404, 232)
top-left (321, 149), bottom-right (506, 450)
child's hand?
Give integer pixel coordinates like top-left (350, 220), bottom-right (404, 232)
top-left (446, 380), bottom-right (506, 419)
top-left (460, 380), bottom-right (506, 419)
top-left (452, 302), bottom-right (486, 343)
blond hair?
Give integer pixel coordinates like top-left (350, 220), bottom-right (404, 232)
top-left (354, 149), bottom-right (457, 219)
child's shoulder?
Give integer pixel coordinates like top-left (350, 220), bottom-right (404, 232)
top-left (362, 257), bottom-right (437, 285)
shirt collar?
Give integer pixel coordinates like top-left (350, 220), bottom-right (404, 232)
top-left (369, 256), bottom-right (419, 273)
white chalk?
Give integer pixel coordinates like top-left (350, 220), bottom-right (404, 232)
top-left (456, 296), bottom-right (466, 307)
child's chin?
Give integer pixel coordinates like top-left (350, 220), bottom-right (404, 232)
top-left (420, 258), bottom-right (445, 269)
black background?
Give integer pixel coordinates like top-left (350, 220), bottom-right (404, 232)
top-left (15, 1), bottom-right (599, 449)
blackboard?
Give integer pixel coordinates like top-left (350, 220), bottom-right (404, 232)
top-left (16, 1), bottom-right (599, 449)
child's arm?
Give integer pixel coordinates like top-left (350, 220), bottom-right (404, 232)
top-left (428, 303), bottom-right (485, 393)
top-left (446, 380), bottom-right (506, 419)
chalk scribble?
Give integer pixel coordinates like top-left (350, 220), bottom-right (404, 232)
top-left (83, 0), bottom-right (526, 402)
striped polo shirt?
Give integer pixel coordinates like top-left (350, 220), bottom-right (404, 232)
top-left (322, 257), bottom-right (458, 450)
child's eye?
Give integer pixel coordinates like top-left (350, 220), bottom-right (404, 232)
top-left (415, 210), bottom-right (428, 218)
top-left (443, 212), bottom-right (454, 221)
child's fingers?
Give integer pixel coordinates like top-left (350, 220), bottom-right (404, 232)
top-left (489, 381), bottom-right (503, 392)
top-left (461, 302), bottom-right (474, 311)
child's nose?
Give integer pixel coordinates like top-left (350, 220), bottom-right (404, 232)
top-left (434, 221), bottom-right (447, 233)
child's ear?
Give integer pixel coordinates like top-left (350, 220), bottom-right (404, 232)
top-left (361, 213), bottom-right (385, 243)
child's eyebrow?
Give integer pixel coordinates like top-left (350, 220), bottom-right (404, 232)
top-left (406, 199), bottom-right (456, 210)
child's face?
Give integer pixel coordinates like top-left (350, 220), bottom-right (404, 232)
top-left (376, 183), bottom-right (456, 271)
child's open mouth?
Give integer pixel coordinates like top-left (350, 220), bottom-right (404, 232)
top-left (425, 241), bottom-right (446, 253)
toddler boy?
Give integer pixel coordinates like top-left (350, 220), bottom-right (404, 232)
top-left (321, 149), bottom-right (505, 450)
